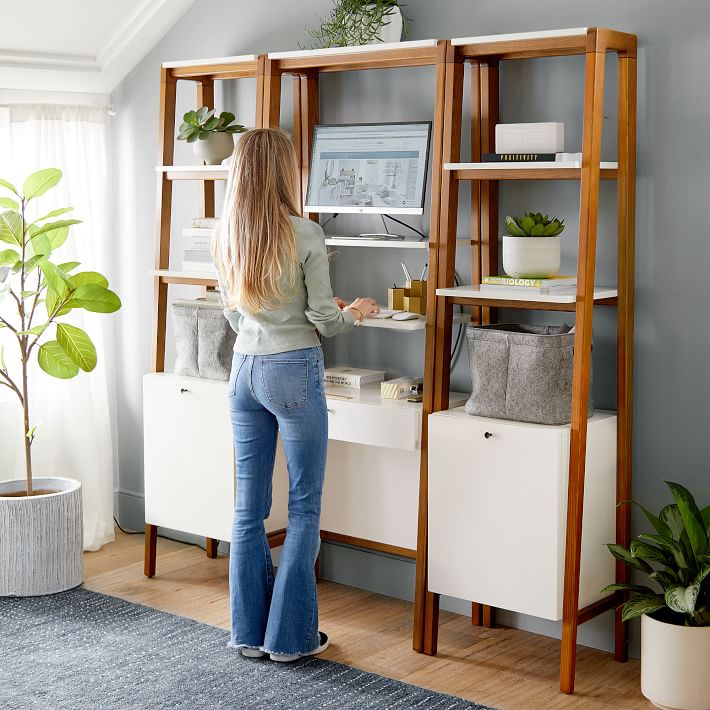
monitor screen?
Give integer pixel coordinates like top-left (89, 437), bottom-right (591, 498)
top-left (305, 122), bottom-right (432, 215)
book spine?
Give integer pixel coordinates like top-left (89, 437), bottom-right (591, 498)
top-left (324, 374), bottom-right (364, 388)
top-left (483, 153), bottom-right (556, 163)
top-left (482, 276), bottom-right (545, 288)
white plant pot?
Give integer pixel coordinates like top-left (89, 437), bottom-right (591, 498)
top-left (193, 132), bottom-right (235, 165)
top-left (0, 477), bottom-right (83, 596)
top-left (641, 614), bottom-right (710, 710)
top-left (502, 235), bottom-right (561, 279)
top-left (353, 5), bottom-right (403, 44)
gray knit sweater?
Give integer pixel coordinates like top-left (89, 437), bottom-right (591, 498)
top-left (222, 216), bottom-right (356, 355)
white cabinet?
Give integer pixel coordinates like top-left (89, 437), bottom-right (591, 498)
top-left (143, 373), bottom-right (288, 542)
top-left (321, 386), bottom-right (468, 553)
top-left (428, 407), bottom-right (616, 621)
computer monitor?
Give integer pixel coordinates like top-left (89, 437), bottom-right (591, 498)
top-left (305, 122), bottom-right (432, 215)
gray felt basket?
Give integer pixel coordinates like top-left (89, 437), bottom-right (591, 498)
top-left (464, 323), bottom-right (593, 425)
top-left (172, 299), bottom-right (236, 381)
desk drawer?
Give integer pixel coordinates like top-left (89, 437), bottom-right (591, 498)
top-left (326, 397), bottom-right (421, 451)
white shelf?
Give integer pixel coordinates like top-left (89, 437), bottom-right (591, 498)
top-left (436, 284), bottom-right (617, 304)
top-left (152, 269), bottom-right (217, 282)
top-left (157, 165), bottom-right (230, 175)
top-left (445, 161), bottom-right (618, 171)
top-left (162, 54), bottom-right (257, 69)
top-left (325, 384), bottom-right (468, 411)
top-left (268, 39), bottom-right (438, 60)
top-left (362, 312), bottom-right (468, 331)
top-left (325, 237), bottom-right (427, 249)
top-left (451, 28), bottom-right (588, 46)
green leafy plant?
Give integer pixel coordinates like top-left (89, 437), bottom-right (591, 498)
top-left (306, 0), bottom-right (409, 49)
top-left (504, 212), bottom-right (565, 237)
top-left (604, 481), bottom-right (710, 626)
top-left (177, 107), bottom-right (246, 143)
top-left (0, 169), bottom-right (121, 495)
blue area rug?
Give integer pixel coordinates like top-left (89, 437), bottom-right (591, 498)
top-left (0, 587), bottom-right (492, 709)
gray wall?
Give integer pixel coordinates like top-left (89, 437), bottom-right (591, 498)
top-left (111, 0), bottom-right (710, 656)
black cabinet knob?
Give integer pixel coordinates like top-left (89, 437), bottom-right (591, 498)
top-left (484, 431), bottom-right (493, 439)
top-left (180, 388), bottom-right (189, 394)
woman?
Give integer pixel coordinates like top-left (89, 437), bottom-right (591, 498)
top-left (213, 128), bottom-right (379, 663)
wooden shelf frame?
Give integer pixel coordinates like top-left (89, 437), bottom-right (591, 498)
top-left (261, 39), bottom-right (452, 558)
top-left (412, 27), bottom-right (637, 696)
top-left (147, 54), bottom-right (270, 577)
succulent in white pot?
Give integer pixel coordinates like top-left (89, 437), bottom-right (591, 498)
top-left (177, 107), bottom-right (247, 165)
top-left (306, 0), bottom-right (409, 48)
top-left (0, 169), bottom-right (121, 596)
top-left (604, 481), bottom-right (710, 710)
top-left (502, 211), bottom-right (565, 279)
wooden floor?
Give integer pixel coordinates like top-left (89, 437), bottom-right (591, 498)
top-left (84, 531), bottom-right (647, 709)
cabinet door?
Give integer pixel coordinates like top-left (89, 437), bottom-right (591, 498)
top-left (428, 411), bottom-right (566, 620)
top-left (144, 374), bottom-right (235, 541)
top-left (321, 442), bottom-right (420, 552)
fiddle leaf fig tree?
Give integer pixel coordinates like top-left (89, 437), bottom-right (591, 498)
top-left (0, 169), bottom-right (121, 496)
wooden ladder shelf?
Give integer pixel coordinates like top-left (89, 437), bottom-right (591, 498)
top-left (412, 27), bottom-right (637, 695)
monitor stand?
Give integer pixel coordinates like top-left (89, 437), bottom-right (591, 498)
top-left (353, 233), bottom-right (405, 241)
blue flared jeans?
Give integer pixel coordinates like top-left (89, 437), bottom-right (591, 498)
top-left (227, 346), bottom-right (327, 655)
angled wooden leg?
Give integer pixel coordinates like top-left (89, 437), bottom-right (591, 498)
top-left (206, 537), bottom-right (219, 558)
top-left (614, 53), bottom-right (637, 664)
top-left (413, 41), bottom-right (453, 653)
top-left (144, 524), bottom-right (158, 578)
top-left (483, 605), bottom-right (496, 628)
top-left (472, 602), bottom-right (483, 626)
top-left (423, 591), bottom-right (440, 655)
top-left (560, 41), bottom-right (606, 695)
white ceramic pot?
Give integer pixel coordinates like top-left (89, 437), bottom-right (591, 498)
top-left (641, 614), bottom-right (710, 710)
top-left (353, 4), bottom-right (403, 44)
top-left (502, 235), bottom-right (561, 278)
top-left (0, 477), bottom-right (83, 596)
top-left (193, 132), bottom-right (235, 165)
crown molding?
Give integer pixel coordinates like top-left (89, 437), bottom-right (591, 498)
top-left (0, 0), bottom-right (196, 94)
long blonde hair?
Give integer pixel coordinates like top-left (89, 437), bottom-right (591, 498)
top-left (213, 128), bottom-right (300, 313)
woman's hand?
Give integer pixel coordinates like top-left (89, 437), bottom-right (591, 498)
top-left (333, 297), bottom-right (348, 310)
top-left (346, 297), bottom-right (380, 322)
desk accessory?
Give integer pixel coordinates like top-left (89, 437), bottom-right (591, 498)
top-left (495, 122), bottom-right (564, 154)
top-left (388, 286), bottom-right (405, 310)
top-left (381, 377), bottom-right (416, 399)
top-left (392, 311), bottom-right (420, 321)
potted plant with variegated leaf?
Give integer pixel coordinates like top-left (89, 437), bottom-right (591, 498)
top-left (0, 168), bottom-right (121, 596)
top-left (604, 481), bottom-right (710, 710)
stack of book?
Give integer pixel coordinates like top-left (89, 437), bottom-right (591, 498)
top-left (324, 367), bottom-right (386, 389)
top-left (480, 275), bottom-right (577, 295)
top-left (182, 217), bottom-right (219, 275)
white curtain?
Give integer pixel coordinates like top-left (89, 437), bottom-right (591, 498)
top-left (0, 104), bottom-right (116, 551)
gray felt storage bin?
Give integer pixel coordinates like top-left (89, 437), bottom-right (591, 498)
top-left (464, 323), bottom-right (593, 425)
top-left (172, 299), bottom-right (236, 381)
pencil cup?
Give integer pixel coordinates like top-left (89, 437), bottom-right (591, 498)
top-left (388, 287), bottom-right (406, 311)
top-left (406, 280), bottom-right (427, 298)
top-left (403, 296), bottom-right (427, 315)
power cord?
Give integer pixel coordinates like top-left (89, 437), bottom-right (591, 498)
top-left (382, 214), bottom-right (427, 240)
top-left (113, 516), bottom-right (216, 553)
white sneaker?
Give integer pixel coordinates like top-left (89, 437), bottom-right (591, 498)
top-left (269, 632), bottom-right (330, 663)
top-left (240, 647), bottom-right (266, 659)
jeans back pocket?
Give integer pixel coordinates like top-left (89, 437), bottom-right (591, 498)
top-left (261, 358), bottom-right (308, 409)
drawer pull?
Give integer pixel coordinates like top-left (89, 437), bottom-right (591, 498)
top-left (484, 431), bottom-right (493, 439)
top-left (180, 388), bottom-right (189, 394)
top-left (327, 408), bottom-right (334, 413)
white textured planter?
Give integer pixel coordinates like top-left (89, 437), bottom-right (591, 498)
top-left (193, 132), bottom-right (235, 165)
top-left (502, 235), bottom-right (561, 278)
top-left (642, 614), bottom-right (710, 710)
top-left (0, 477), bottom-right (83, 596)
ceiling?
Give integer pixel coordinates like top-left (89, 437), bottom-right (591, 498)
top-left (0, 0), bottom-right (196, 95)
